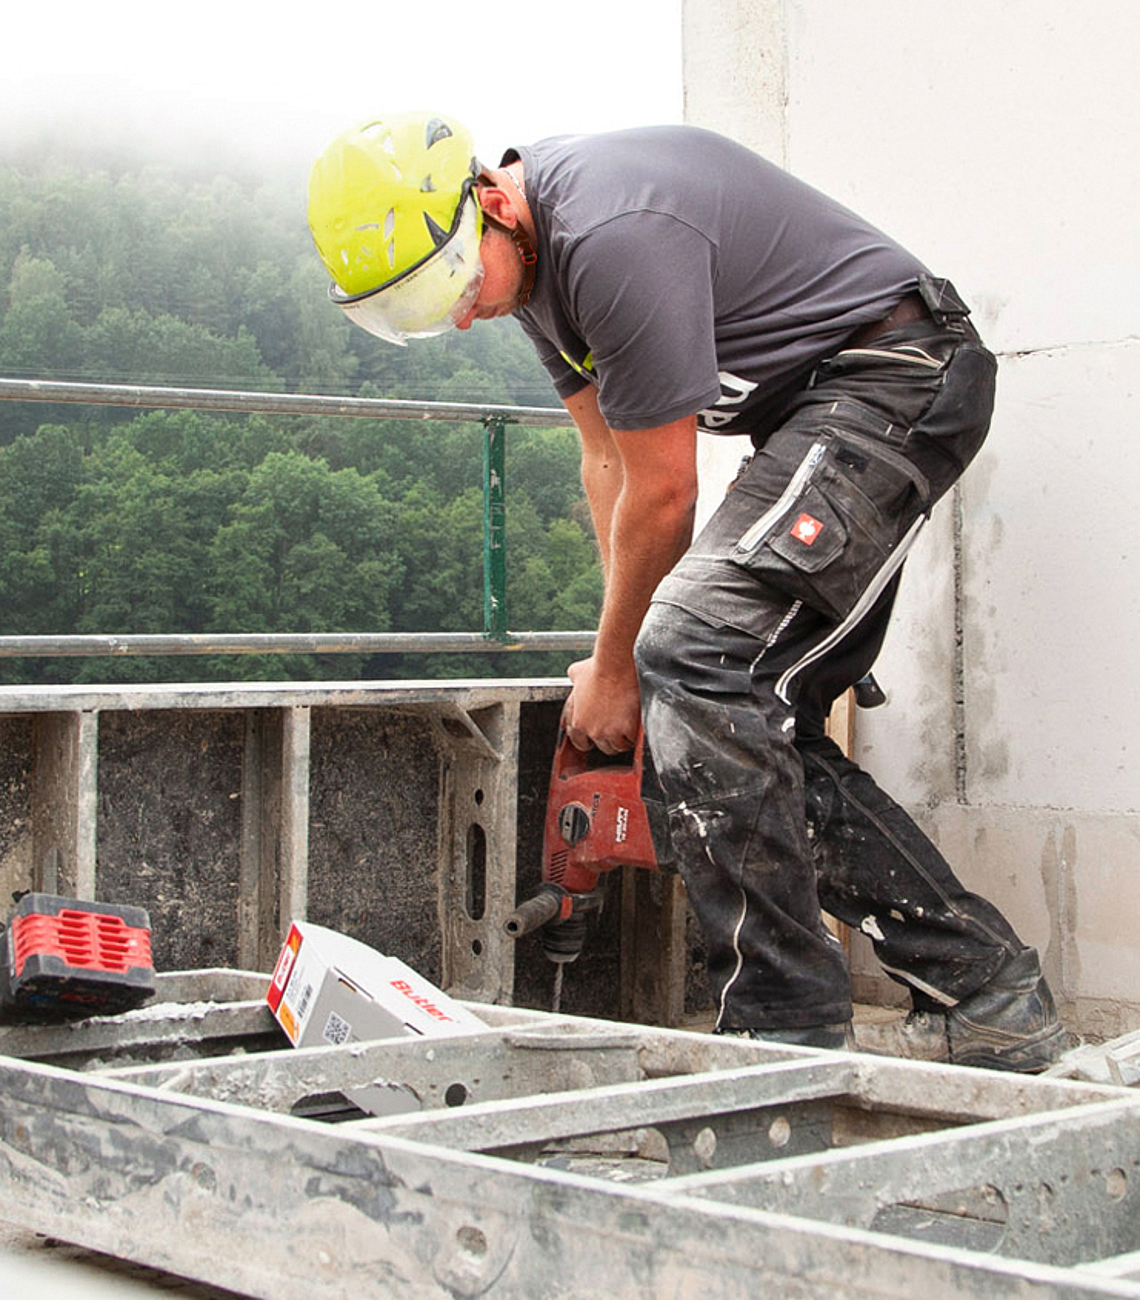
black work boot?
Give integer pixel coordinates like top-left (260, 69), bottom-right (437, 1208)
top-left (947, 947), bottom-right (1068, 1071)
top-left (857, 948), bottom-right (1068, 1073)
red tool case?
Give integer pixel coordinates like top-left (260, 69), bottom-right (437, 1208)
top-left (0, 893), bottom-right (155, 1021)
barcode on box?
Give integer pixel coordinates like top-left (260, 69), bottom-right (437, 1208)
top-left (323, 1010), bottom-right (351, 1046)
top-left (295, 982), bottom-right (314, 1023)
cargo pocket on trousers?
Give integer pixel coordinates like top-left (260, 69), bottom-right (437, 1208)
top-left (907, 342), bottom-right (997, 500)
top-left (730, 434), bottom-right (928, 623)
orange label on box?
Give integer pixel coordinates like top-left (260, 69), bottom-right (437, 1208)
top-left (277, 1002), bottom-right (298, 1044)
top-left (267, 925), bottom-right (302, 1013)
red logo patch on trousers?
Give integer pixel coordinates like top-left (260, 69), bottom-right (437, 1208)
top-left (790, 512), bottom-right (824, 545)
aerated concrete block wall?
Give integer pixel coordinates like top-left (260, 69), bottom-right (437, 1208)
top-left (683, 0), bottom-right (1140, 1036)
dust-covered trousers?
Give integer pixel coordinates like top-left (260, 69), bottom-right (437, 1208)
top-left (634, 306), bottom-right (1024, 1032)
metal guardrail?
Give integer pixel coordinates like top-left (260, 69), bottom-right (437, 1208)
top-left (0, 378), bottom-right (595, 659)
top-left (0, 378), bottom-right (571, 427)
top-left (0, 632), bottom-right (595, 658)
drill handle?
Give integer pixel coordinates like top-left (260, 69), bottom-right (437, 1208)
top-left (553, 724), bottom-right (646, 780)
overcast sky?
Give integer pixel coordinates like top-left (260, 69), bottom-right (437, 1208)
top-left (3, 0), bottom-right (684, 179)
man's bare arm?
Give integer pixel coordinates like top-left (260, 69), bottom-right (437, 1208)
top-left (562, 386), bottom-right (698, 751)
top-left (564, 386), bottom-right (622, 579)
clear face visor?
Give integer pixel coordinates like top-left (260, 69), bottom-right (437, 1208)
top-left (329, 193), bottom-right (484, 345)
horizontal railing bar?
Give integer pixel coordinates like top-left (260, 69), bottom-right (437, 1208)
top-left (0, 631), bottom-right (596, 659)
top-left (0, 378), bottom-right (571, 427)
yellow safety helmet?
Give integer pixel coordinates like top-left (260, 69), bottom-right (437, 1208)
top-left (308, 113), bottom-right (485, 345)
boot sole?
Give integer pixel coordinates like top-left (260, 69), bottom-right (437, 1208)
top-left (950, 1022), bottom-right (1069, 1073)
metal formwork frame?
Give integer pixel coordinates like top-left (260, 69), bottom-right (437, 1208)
top-left (3, 974), bottom-right (1140, 1299)
top-left (1, 681), bottom-right (567, 998)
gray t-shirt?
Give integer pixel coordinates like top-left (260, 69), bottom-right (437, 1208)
top-left (507, 126), bottom-right (929, 439)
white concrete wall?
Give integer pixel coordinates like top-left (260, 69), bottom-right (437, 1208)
top-left (682, 0), bottom-right (1140, 1035)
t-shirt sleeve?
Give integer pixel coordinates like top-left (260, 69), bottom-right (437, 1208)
top-left (563, 211), bottom-right (724, 430)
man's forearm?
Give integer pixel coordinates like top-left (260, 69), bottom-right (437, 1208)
top-left (565, 386), bottom-right (621, 577)
top-left (582, 452), bottom-right (621, 579)
top-left (593, 483), bottom-right (695, 674)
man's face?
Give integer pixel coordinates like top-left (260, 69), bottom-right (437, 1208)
top-left (454, 226), bottom-right (523, 330)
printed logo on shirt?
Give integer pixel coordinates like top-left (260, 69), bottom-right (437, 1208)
top-left (790, 513), bottom-right (825, 546)
top-left (699, 371), bottom-right (759, 430)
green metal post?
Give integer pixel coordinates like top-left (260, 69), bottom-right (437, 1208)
top-left (482, 415), bottom-right (509, 642)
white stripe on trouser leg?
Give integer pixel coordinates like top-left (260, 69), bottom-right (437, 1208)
top-left (878, 961), bottom-right (958, 1006)
top-left (775, 513), bottom-right (927, 705)
top-left (716, 888), bottom-right (750, 1029)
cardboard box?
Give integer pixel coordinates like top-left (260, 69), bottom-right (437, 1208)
top-left (267, 921), bottom-right (485, 1050)
top-left (266, 922), bottom-right (488, 1118)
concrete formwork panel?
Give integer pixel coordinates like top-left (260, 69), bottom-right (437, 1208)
top-left (0, 682), bottom-right (692, 1026)
top-left (307, 708), bottom-right (444, 983)
top-left (2, 978), bottom-right (1140, 1299)
top-left (97, 709), bottom-right (245, 972)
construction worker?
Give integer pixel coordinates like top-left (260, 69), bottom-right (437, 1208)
top-left (308, 113), bottom-right (1067, 1071)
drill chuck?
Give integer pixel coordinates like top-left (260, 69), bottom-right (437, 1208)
top-left (540, 911), bottom-right (590, 964)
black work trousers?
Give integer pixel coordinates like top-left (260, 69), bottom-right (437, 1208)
top-left (635, 315), bottom-right (1023, 1032)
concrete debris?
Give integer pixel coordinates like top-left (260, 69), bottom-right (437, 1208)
top-left (1045, 1027), bottom-right (1140, 1087)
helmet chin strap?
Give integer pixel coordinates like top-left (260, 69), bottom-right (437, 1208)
top-left (509, 225), bottom-right (537, 306)
top-left (478, 171), bottom-right (538, 307)
top-left (482, 211), bottom-right (537, 307)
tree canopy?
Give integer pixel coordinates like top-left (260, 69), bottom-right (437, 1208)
top-left (0, 151), bottom-right (598, 684)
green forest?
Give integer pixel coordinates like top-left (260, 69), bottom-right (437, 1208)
top-left (0, 155), bottom-right (600, 684)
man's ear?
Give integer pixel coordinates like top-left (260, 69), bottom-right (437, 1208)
top-left (476, 181), bottom-right (517, 230)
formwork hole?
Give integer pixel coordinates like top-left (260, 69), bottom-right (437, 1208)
top-left (465, 823), bottom-right (487, 920)
top-left (289, 1091), bottom-right (370, 1124)
top-left (471, 938), bottom-right (483, 956)
top-left (474, 788), bottom-right (485, 805)
top-left (445, 1082), bottom-right (469, 1107)
top-left (768, 1115), bottom-right (792, 1148)
top-left (1107, 1168), bottom-right (1128, 1201)
top-left (692, 1126), bottom-right (717, 1168)
top-left (457, 1225), bottom-right (487, 1257)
